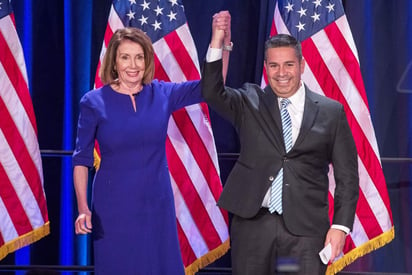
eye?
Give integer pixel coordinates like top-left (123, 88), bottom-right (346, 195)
top-left (120, 54), bottom-right (129, 60)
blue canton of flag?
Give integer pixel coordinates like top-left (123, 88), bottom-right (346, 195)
top-left (113, 0), bottom-right (186, 43)
top-left (0, 0), bottom-right (11, 20)
top-left (278, 0), bottom-right (345, 41)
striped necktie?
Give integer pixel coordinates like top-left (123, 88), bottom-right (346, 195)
top-left (269, 98), bottom-right (292, 214)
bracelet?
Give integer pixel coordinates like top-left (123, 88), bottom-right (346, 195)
top-left (223, 41), bottom-right (233, 52)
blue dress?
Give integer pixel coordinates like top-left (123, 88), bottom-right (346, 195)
top-left (72, 80), bottom-right (202, 274)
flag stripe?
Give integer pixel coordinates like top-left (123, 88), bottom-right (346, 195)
top-left (312, 26), bottom-right (380, 156)
top-left (154, 53), bottom-right (171, 81)
top-left (166, 136), bottom-right (222, 249)
top-left (301, 38), bottom-right (392, 216)
top-left (171, 109), bottom-right (223, 203)
top-left (168, 116), bottom-right (228, 240)
top-left (0, 23), bottom-right (36, 133)
top-left (0, 163), bottom-right (32, 235)
top-left (171, 175), bottom-right (209, 259)
top-left (0, 3), bottom-right (48, 260)
top-left (302, 39), bottom-right (390, 235)
top-left (0, 98), bottom-right (47, 221)
top-left (153, 38), bottom-right (187, 82)
top-left (0, 194), bottom-right (19, 246)
top-left (176, 219), bottom-right (197, 265)
top-left (0, 128), bottom-right (45, 229)
top-left (323, 20), bottom-right (369, 108)
top-left (163, 29), bottom-right (200, 81)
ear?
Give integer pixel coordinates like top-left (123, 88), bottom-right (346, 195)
top-left (300, 58), bottom-right (305, 74)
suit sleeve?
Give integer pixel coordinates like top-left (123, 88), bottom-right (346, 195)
top-left (331, 106), bottom-right (359, 231)
top-left (201, 59), bottom-right (242, 125)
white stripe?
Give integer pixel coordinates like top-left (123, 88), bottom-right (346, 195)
top-left (185, 104), bottom-right (220, 176)
top-left (358, 158), bottom-right (392, 232)
top-left (302, 60), bottom-right (325, 95)
top-left (335, 16), bottom-right (360, 63)
top-left (167, 117), bottom-right (229, 242)
top-left (108, 5), bottom-right (126, 33)
top-left (328, 165), bottom-right (372, 249)
top-left (350, 215), bottom-right (369, 247)
top-left (175, 24), bottom-right (201, 74)
top-left (0, 62), bottom-right (43, 183)
top-left (170, 175), bottom-right (208, 258)
top-left (310, 30), bottom-right (381, 159)
top-left (0, 196), bottom-right (19, 242)
top-left (0, 15), bottom-right (29, 86)
top-left (153, 38), bottom-right (186, 82)
top-left (0, 130), bottom-right (45, 229)
top-left (274, 2), bottom-right (291, 35)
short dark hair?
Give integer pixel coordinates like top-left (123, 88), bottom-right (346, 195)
top-left (264, 34), bottom-right (302, 62)
top-left (99, 27), bottom-right (155, 85)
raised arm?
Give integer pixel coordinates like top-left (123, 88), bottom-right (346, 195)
top-left (211, 10), bottom-right (231, 83)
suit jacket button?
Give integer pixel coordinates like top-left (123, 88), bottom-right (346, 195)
top-left (269, 176), bottom-right (274, 181)
top-left (283, 157), bottom-right (288, 162)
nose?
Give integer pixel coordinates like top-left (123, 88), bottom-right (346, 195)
top-left (130, 59), bottom-right (138, 68)
top-left (278, 65), bottom-right (286, 76)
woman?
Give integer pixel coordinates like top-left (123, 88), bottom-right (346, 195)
top-left (73, 12), bottom-right (231, 275)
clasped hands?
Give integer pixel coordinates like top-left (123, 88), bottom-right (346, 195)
top-left (211, 10), bottom-right (231, 49)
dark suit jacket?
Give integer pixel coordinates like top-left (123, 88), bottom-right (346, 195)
top-left (201, 60), bottom-right (359, 237)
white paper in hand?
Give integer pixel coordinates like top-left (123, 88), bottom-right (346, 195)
top-left (319, 243), bottom-right (332, 265)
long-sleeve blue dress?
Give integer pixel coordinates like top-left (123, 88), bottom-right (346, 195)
top-left (72, 79), bottom-right (202, 274)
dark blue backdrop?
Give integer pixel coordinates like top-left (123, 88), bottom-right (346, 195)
top-left (1, 0), bottom-right (411, 273)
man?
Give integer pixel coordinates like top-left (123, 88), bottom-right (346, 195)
top-left (204, 11), bottom-right (359, 275)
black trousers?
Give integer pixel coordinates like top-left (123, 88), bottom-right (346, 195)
top-left (230, 208), bottom-right (327, 275)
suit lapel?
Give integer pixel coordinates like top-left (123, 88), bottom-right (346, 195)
top-left (294, 87), bottom-right (319, 148)
top-left (260, 86), bottom-right (284, 152)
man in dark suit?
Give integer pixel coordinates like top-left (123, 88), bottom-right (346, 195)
top-left (203, 11), bottom-right (359, 275)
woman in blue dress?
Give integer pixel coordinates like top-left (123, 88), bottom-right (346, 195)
top-left (72, 12), bottom-right (231, 275)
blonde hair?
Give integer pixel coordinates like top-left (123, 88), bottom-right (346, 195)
top-left (99, 27), bottom-right (155, 85)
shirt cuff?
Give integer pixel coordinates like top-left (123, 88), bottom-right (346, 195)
top-left (331, 224), bottom-right (350, 235)
top-left (206, 46), bottom-right (223, 63)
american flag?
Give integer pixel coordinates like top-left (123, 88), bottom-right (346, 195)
top-left (94, 0), bottom-right (230, 273)
top-left (0, 0), bottom-right (49, 260)
top-left (262, 0), bottom-right (394, 273)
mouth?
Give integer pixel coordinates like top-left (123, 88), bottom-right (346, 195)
top-left (126, 71), bottom-right (140, 77)
top-left (276, 78), bottom-right (290, 86)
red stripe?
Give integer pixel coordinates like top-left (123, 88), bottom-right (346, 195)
top-left (343, 235), bottom-right (356, 254)
top-left (262, 66), bottom-right (268, 85)
top-left (356, 190), bottom-right (385, 238)
top-left (166, 137), bottom-right (222, 249)
top-left (176, 220), bottom-right (197, 266)
top-left (328, 192), bottom-right (334, 220)
top-left (0, 99), bottom-right (48, 221)
top-left (0, 229), bottom-right (4, 246)
top-left (324, 23), bottom-right (370, 109)
top-left (270, 18), bottom-right (278, 36)
top-left (301, 39), bottom-right (392, 220)
top-left (163, 31), bottom-right (200, 81)
top-left (154, 54), bottom-right (171, 81)
top-left (104, 24), bottom-right (114, 49)
top-left (171, 110), bottom-right (228, 224)
top-left (94, 61), bottom-right (103, 89)
top-left (0, 163), bottom-right (33, 235)
top-left (0, 29), bottom-right (37, 134)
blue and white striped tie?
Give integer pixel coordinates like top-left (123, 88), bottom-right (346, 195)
top-left (269, 98), bottom-right (292, 214)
